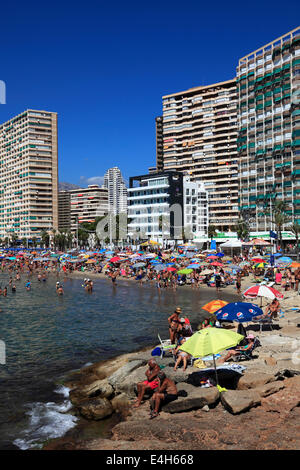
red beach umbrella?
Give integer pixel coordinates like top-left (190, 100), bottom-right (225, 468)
top-left (110, 256), bottom-right (122, 263)
top-left (211, 262), bottom-right (224, 267)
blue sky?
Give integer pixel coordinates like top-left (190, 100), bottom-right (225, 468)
top-left (0, 1), bottom-right (299, 186)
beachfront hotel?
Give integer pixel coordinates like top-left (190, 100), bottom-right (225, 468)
top-left (160, 80), bottom-right (239, 232)
top-left (237, 26), bottom-right (300, 231)
top-left (127, 171), bottom-right (208, 244)
top-left (103, 166), bottom-right (127, 215)
top-left (70, 185), bottom-right (108, 232)
top-left (58, 190), bottom-right (71, 231)
top-left (0, 109), bottom-right (58, 240)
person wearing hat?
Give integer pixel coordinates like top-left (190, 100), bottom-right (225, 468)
top-left (218, 334), bottom-right (255, 363)
top-left (167, 307), bottom-right (183, 344)
top-left (149, 371), bottom-right (178, 419)
top-left (179, 317), bottom-right (193, 338)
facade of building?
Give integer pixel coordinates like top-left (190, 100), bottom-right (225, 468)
top-left (183, 176), bottom-right (209, 241)
top-left (237, 26), bottom-right (300, 230)
top-left (70, 185), bottom-right (108, 231)
top-left (161, 80), bottom-right (238, 232)
top-left (127, 171), bottom-right (208, 243)
top-left (0, 109), bottom-right (58, 240)
top-left (155, 116), bottom-right (164, 172)
top-left (58, 190), bottom-right (71, 231)
top-left (103, 167), bottom-right (127, 215)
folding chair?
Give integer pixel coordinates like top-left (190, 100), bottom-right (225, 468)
top-left (157, 334), bottom-right (176, 359)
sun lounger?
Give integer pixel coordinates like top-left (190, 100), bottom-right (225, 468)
top-left (232, 337), bottom-right (261, 361)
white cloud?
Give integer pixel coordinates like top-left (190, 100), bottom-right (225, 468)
top-left (80, 175), bottom-right (105, 187)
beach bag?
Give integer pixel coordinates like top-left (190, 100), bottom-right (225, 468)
top-left (193, 359), bottom-right (206, 369)
top-left (151, 347), bottom-right (162, 357)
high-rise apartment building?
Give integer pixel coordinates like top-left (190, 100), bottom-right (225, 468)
top-left (161, 80), bottom-right (238, 232)
top-left (70, 185), bottom-right (108, 231)
top-left (0, 110), bottom-right (58, 240)
top-left (183, 176), bottom-right (209, 240)
top-left (103, 167), bottom-right (127, 215)
top-left (155, 116), bottom-right (164, 172)
top-left (58, 190), bottom-right (71, 231)
top-left (237, 27), bottom-right (300, 230)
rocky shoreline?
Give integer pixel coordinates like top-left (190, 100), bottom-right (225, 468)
top-left (43, 275), bottom-right (300, 451)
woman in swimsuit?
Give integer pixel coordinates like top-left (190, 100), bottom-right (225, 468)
top-left (167, 307), bottom-right (182, 344)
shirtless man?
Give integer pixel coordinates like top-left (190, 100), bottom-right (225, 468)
top-left (133, 359), bottom-right (161, 408)
top-left (150, 371), bottom-right (178, 419)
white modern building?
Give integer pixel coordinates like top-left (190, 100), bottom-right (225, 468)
top-left (127, 171), bottom-right (208, 244)
top-left (103, 167), bottom-right (127, 215)
top-left (183, 176), bottom-right (209, 241)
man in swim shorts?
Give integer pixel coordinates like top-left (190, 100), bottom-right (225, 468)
top-left (149, 371), bottom-right (178, 418)
top-left (133, 359), bottom-right (161, 408)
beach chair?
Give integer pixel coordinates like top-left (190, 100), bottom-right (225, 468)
top-left (232, 337), bottom-right (261, 362)
top-left (157, 334), bottom-right (176, 359)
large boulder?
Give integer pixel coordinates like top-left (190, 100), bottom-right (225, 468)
top-left (162, 383), bottom-right (220, 413)
top-left (221, 390), bottom-right (261, 414)
top-left (115, 367), bottom-right (148, 398)
top-left (69, 379), bottom-right (114, 406)
top-left (111, 393), bottom-right (131, 413)
top-left (237, 372), bottom-right (276, 390)
top-left (261, 376), bottom-right (300, 414)
top-left (78, 397), bottom-right (113, 420)
top-left (255, 381), bottom-right (285, 398)
top-left (108, 360), bottom-right (145, 388)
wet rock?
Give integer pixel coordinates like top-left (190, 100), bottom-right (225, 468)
top-left (111, 393), bottom-right (131, 413)
top-left (237, 372), bottom-right (276, 390)
top-left (69, 379), bottom-right (114, 406)
top-left (221, 390), bottom-right (261, 414)
top-left (108, 360), bottom-right (145, 388)
top-left (163, 384), bottom-right (219, 413)
top-left (78, 397), bottom-right (113, 420)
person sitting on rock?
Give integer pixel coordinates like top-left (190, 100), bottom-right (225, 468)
top-left (149, 371), bottom-right (178, 419)
top-left (133, 359), bottom-right (161, 408)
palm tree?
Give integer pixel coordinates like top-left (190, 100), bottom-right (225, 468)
top-left (208, 225), bottom-right (217, 240)
top-left (288, 221), bottom-right (300, 260)
top-left (234, 218), bottom-right (249, 241)
top-left (40, 230), bottom-right (50, 248)
top-left (272, 201), bottom-right (291, 250)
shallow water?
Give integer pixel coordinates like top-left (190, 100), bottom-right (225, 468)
top-left (0, 273), bottom-right (239, 449)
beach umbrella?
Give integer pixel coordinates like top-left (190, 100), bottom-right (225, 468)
top-left (206, 255), bottom-right (218, 259)
top-left (177, 268), bottom-right (193, 275)
top-left (210, 262), bottom-right (224, 267)
top-left (215, 302), bottom-right (263, 323)
top-left (202, 300), bottom-right (229, 314)
top-left (200, 269), bottom-right (213, 275)
top-left (254, 262), bottom-right (267, 268)
top-left (179, 327), bottom-right (244, 385)
top-left (133, 262), bottom-right (146, 268)
top-left (291, 262), bottom-right (300, 268)
top-left (251, 258), bottom-right (266, 263)
top-left (243, 285), bottom-right (284, 301)
top-left (140, 240), bottom-right (160, 246)
top-left (165, 267), bottom-right (177, 272)
top-left (216, 253), bottom-right (224, 257)
top-left (153, 264), bottom-right (165, 271)
top-left (110, 256), bottom-right (121, 263)
top-left (186, 263), bottom-right (201, 269)
top-left (277, 257), bottom-right (293, 265)
top-left (226, 264), bottom-right (241, 270)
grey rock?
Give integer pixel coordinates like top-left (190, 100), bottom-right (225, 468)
top-left (115, 367), bottom-right (148, 398)
top-left (163, 384), bottom-right (220, 413)
top-left (78, 397), bottom-right (113, 420)
top-left (237, 372), bottom-right (277, 390)
top-left (221, 390), bottom-right (261, 414)
top-left (111, 393), bottom-right (131, 413)
top-left (108, 360), bottom-right (145, 388)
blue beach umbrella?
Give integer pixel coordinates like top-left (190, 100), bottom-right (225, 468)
top-left (277, 257), bottom-right (292, 263)
top-left (187, 263), bottom-right (201, 269)
top-left (216, 253), bottom-right (224, 257)
top-left (215, 302), bottom-right (263, 323)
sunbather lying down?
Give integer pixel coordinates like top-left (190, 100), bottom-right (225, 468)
top-left (217, 335), bottom-right (255, 364)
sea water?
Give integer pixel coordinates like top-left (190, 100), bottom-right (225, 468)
top-left (0, 273), bottom-right (239, 449)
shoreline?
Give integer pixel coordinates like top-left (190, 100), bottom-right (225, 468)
top-left (42, 273), bottom-right (300, 451)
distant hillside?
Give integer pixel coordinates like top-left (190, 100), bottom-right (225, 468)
top-left (58, 182), bottom-right (82, 191)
